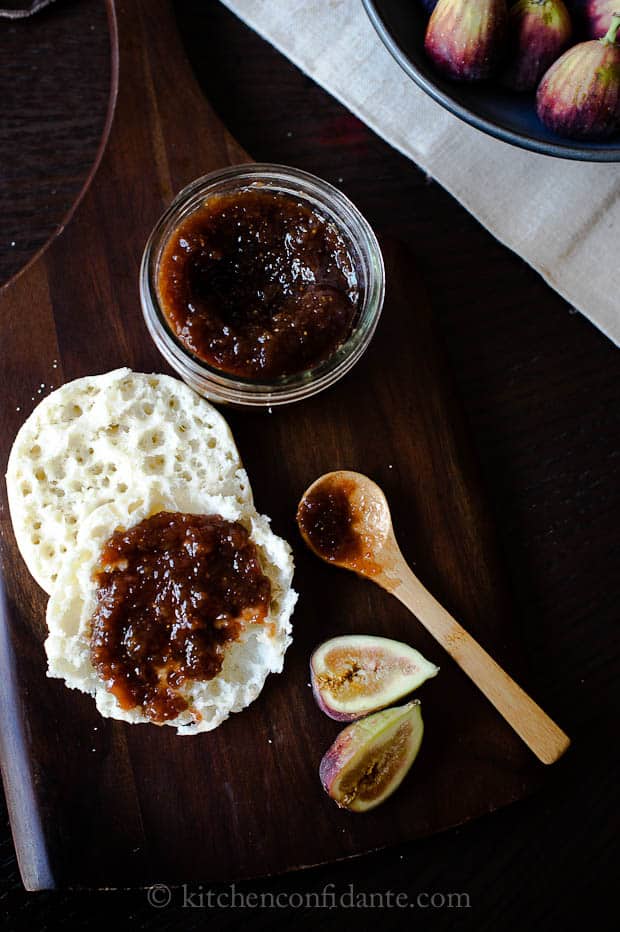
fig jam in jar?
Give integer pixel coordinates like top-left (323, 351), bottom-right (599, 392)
top-left (141, 165), bottom-right (384, 407)
top-left (157, 188), bottom-right (360, 381)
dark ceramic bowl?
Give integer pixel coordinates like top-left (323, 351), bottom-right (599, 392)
top-left (363, 0), bottom-right (620, 162)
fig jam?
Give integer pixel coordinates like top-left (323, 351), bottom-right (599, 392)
top-left (157, 188), bottom-right (360, 380)
top-left (296, 476), bottom-right (361, 563)
top-left (89, 512), bottom-right (271, 723)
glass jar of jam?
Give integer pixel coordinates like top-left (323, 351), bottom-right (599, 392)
top-left (140, 164), bottom-right (384, 407)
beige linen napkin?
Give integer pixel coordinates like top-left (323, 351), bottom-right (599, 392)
top-left (222, 0), bottom-right (619, 346)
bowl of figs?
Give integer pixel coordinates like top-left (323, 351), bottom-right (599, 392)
top-left (363, 0), bottom-right (620, 160)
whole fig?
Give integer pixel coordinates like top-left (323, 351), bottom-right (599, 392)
top-left (536, 12), bottom-right (620, 138)
top-left (424, 0), bottom-right (508, 81)
top-left (502, 0), bottom-right (572, 91)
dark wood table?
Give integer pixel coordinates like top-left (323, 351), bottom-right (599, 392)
top-left (1, 0), bottom-right (618, 926)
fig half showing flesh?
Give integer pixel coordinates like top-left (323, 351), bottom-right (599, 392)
top-left (319, 701), bottom-right (424, 812)
top-left (310, 634), bottom-right (439, 721)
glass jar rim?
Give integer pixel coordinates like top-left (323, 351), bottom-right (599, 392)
top-left (140, 163), bottom-right (385, 406)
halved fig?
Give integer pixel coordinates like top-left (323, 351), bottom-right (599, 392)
top-left (310, 634), bottom-right (438, 721)
top-left (319, 701), bottom-right (424, 812)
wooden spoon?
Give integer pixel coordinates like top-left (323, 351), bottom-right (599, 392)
top-left (297, 470), bottom-right (570, 765)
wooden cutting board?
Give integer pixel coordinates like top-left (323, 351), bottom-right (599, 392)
top-left (0, 0), bottom-right (542, 891)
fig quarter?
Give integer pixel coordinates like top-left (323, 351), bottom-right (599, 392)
top-left (310, 634), bottom-right (439, 721)
top-left (319, 702), bottom-right (425, 812)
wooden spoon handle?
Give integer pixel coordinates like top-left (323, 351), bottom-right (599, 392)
top-left (386, 560), bottom-right (570, 765)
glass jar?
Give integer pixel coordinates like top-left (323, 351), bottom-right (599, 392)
top-left (140, 163), bottom-right (385, 407)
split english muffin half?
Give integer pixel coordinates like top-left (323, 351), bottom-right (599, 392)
top-left (6, 369), bottom-right (297, 732)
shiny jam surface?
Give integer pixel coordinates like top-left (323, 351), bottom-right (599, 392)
top-left (157, 188), bottom-right (360, 380)
top-left (296, 477), bottom-right (362, 563)
top-left (90, 512), bottom-right (271, 723)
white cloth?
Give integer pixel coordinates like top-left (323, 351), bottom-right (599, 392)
top-left (222, 0), bottom-right (620, 346)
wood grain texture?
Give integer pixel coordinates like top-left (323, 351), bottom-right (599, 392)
top-left (0, 0), bottom-right (548, 892)
top-left (0, 0), bottom-right (112, 287)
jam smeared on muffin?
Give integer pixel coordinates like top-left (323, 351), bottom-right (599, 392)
top-left (90, 512), bottom-right (271, 722)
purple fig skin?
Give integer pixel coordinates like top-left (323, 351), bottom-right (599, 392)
top-left (583, 0), bottom-right (619, 36)
top-left (319, 725), bottom-right (357, 795)
top-left (424, 0), bottom-right (508, 81)
top-left (502, 0), bottom-right (573, 91)
top-left (536, 13), bottom-right (620, 138)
